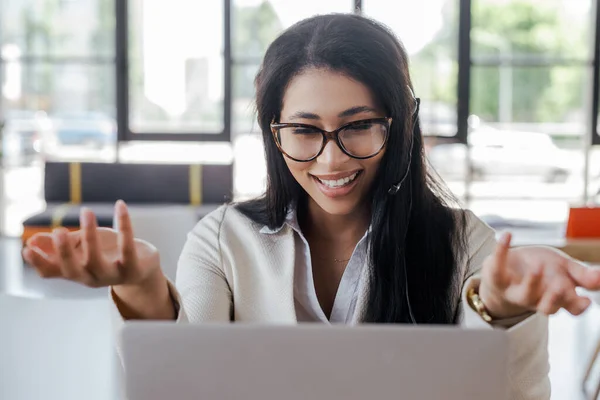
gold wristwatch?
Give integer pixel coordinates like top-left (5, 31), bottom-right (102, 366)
top-left (467, 286), bottom-right (493, 323)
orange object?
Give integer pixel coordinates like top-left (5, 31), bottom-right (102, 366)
top-left (566, 207), bottom-right (600, 238)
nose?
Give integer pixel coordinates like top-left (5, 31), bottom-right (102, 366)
top-left (316, 138), bottom-right (350, 166)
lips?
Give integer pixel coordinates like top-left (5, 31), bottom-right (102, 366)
top-left (310, 170), bottom-right (363, 198)
top-left (314, 171), bottom-right (360, 188)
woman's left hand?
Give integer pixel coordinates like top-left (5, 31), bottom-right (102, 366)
top-left (478, 233), bottom-right (600, 319)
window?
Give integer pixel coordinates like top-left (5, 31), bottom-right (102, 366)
top-left (1, 0), bottom-right (116, 236)
top-left (466, 0), bottom-right (592, 223)
top-left (128, 0), bottom-right (225, 136)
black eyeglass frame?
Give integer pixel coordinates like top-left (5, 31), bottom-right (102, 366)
top-left (270, 117), bottom-right (393, 162)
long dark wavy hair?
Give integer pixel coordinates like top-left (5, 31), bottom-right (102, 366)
top-left (236, 13), bottom-right (469, 324)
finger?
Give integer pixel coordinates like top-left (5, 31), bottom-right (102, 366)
top-left (562, 291), bottom-right (592, 316)
top-left (80, 208), bottom-right (100, 264)
top-left (22, 247), bottom-right (62, 278)
top-left (488, 232), bottom-right (513, 288)
top-left (68, 230), bottom-right (83, 249)
top-left (52, 228), bottom-right (88, 282)
top-left (28, 231), bottom-right (81, 254)
top-left (566, 260), bottom-right (600, 291)
top-left (27, 233), bottom-right (57, 255)
top-left (115, 200), bottom-right (137, 267)
top-left (537, 281), bottom-right (569, 316)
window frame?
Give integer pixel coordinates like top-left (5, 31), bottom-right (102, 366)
top-left (116, 0), bottom-right (232, 143)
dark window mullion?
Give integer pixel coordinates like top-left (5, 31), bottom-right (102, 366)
top-left (457, 0), bottom-right (471, 144)
top-left (592, 0), bottom-right (600, 145)
top-left (115, 0), bottom-right (129, 144)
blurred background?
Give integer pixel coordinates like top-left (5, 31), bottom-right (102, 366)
top-left (2, 2), bottom-right (600, 399)
top-left (0, 0), bottom-right (599, 237)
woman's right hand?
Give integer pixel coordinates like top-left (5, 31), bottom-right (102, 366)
top-left (23, 200), bottom-right (161, 289)
top-left (24, 200), bottom-right (176, 319)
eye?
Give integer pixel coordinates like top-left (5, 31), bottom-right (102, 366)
top-left (346, 123), bottom-right (374, 132)
top-left (291, 127), bottom-right (320, 134)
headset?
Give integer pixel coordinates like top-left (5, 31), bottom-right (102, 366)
top-left (388, 87), bottom-right (419, 195)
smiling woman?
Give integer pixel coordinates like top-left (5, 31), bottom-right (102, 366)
top-left (21, 12), bottom-right (600, 400)
top-left (271, 69), bottom-right (389, 216)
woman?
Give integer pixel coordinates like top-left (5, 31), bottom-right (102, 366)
top-left (23, 14), bottom-right (600, 399)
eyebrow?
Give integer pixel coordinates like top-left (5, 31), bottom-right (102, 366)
top-left (338, 106), bottom-right (378, 118)
top-left (287, 106), bottom-right (378, 121)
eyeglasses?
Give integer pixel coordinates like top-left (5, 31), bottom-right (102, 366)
top-left (270, 117), bottom-right (392, 162)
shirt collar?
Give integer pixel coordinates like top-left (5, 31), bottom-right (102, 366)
top-left (259, 206), bottom-right (299, 235)
top-left (259, 204), bottom-right (371, 240)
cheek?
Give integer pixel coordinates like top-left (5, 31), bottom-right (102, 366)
top-left (362, 154), bottom-right (384, 181)
top-left (284, 159), bottom-right (311, 184)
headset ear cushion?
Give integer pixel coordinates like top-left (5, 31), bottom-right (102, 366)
top-left (406, 86), bottom-right (419, 117)
top-left (413, 98), bottom-right (420, 117)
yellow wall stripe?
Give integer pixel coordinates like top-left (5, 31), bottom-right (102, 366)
top-left (189, 164), bottom-right (202, 205)
top-left (69, 162), bottom-right (82, 204)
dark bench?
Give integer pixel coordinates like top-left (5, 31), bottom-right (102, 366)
top-left (22, 162), bottom-right (233, 244)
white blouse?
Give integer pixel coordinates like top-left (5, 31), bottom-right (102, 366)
top-left (110, 205), bottom-right (551, 400)
top-left (260, 209), bottom-right (369, 323)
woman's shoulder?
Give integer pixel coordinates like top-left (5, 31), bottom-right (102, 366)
top-left (446, 207), bottom-right (493, 234)
top-left (451, 208), bottom-right (497, 266)
top-left (460, 209), bottom-right (495, 237)
top-left (192, 202), bottom-right (266, 237)
top-left (182, 201), bottom-right (291, 270)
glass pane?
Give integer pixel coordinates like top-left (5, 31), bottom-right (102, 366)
top-left (471, 66), bottom-right (586, 125)
top-left (233, 63), bottom-right (261, 134)
top-left (467, 66), bottom-right (585, 223)
top-left (1, 62), bottom-right (116, 236)
top-left (364, 0), bottom-right (459, 138)
top-left (129, 0), bottom-right (224, 134)
top-left (1, 0), bottom-right (115, 57)
top-left (2, 62), bottom-right (117, 162)
top-left (471, 0), bottom-right (593, 60)
top-left (233, 0), bottom-right (353, 59)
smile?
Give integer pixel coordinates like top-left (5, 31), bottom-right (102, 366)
top-left (314, 171), bottom-right (361, 189)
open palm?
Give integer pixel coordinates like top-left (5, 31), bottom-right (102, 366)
top-left (479, 233), bottom-right (600, 318)
top-left (23, 201), bottom-right (160, 288)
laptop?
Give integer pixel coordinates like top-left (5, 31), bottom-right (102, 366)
top-left (120, 322), bottom-right (508, 400)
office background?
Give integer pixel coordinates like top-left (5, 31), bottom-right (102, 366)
top-left (1, 2), bottom-right (600, 400)
top-left (1, 0), bottom-right (600, 236)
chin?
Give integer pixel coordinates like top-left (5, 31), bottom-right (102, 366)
top-left (309, 194), bottom-right (364, 216)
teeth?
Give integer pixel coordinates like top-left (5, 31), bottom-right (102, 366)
top-left (318, 172), bottom-right (359, 188)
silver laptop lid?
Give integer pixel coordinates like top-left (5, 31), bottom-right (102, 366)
top-left (121, 323), bottom-right (508, 400)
